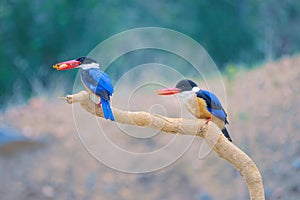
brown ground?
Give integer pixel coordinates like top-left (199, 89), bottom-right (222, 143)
top-left (0, 55), bottom-right (300, 200)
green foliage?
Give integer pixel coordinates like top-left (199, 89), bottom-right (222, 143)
top-left (1, 0), bottom-right (300, 106)
top-left (193, 0), bottom-right (257, 66)
top-left (224, 64), bottom-right (238, 83)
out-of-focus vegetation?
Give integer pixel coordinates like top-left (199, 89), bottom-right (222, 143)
top-left (1, 56), bottom-right (300, 199)
top-left (1, 1), bottom-right (300, 199)
top-left (1, 0), bottom-right (300, 105)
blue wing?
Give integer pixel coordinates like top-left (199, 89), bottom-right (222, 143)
top-left (196, 90), bottom-right (228, 123)
top-left (80, 68), bottom-right (115, 121)
top-left (88, 68), bottom-right (114, 94)
top-left (81, 68), bottom-right (114, 100)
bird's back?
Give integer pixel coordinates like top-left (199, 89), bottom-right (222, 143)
top-left (80, 68), bottom-right (114, 100)
top-left (196, 90), bottom-right (228, 123)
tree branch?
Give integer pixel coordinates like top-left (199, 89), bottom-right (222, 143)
top-left (64, 91), bottom-right (265, 200)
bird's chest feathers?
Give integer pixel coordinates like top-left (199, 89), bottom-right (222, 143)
top-left (179, 92), bottom-right (211, 118)
top-left (80, 69), bottom-right (98, 94)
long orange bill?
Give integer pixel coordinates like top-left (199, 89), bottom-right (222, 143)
top-left (156, 88), bottom-right (180, 95)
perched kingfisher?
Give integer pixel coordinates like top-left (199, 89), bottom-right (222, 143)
top-left (156, 79), bottom-right (232, 142)
top-left (53, 56), bottom-right (115, 121)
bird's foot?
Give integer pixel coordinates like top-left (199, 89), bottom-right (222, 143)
top-left (97, 102), bottom-right (102, 107)
top-left (205, 117), bottom-right (212, 124)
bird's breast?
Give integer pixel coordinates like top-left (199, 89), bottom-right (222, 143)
top-left (179, 92), bottom-right (225, 129)
top-left (80, 76), bottom-right (93, 94)
top-left (179, 92), bottom-right (211, 118)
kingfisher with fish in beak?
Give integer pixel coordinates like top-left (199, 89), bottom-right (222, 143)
top-left (53, 56), bottom-right (115, 121)
top-left (156, 79), bottom-right (232, 142)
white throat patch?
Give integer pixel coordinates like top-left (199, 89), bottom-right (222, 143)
top-left (192, 87), bottom-right (200, 92)
top-left (177, 90), bottom-right (199, 117)
top-left (80, 63), bottom-right (99, 69)
top-left (177, 91), bottom-right (195, 103)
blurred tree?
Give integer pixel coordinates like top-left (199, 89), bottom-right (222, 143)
top-left (193, 0), bottom-right (257, 66)
top-left (255, 0), bottom-right (300, 60)
top-left (0, 0), bottom-right (300, 106)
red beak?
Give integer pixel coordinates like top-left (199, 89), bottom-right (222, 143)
top-left (53, 59), bottom-right (81, 70)
top-left (156, 88), bottom-right (180, 95)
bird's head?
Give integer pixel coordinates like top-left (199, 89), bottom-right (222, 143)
top-left (156, 79), bottom-right (200, 96)
top-left (53, 56), bottom-right (99, 70)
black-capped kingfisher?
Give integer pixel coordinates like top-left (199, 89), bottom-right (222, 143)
top-left (156, 79), bottom-right (232, 142)
top-left (53, 56), bottom-right (115, 121)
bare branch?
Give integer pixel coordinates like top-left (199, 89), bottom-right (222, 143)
top-left (64, 91), bottom-right (265, 200)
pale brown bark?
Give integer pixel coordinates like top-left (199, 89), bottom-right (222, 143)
top-left (63, 91), bottom-right (265, 200)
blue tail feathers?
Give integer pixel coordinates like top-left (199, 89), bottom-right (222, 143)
top-left (100, 98), bottom-right (115, 121)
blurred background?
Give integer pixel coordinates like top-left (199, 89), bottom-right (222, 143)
top-left (1, 0), bottom-right (300, 199)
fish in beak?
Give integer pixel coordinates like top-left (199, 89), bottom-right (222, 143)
top-left (53, 59), bottom-right (81, 70)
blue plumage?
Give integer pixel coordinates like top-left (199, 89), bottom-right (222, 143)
top-left (196, 89), bottom-right (231, 141)
top-left (207, 107), bottom-right (226, 122)
top-left (169, 79), bottom-right (232, 141)
top-left (87, 68), bottom-right (114, 95)
top-left (101, 98), bottom-right (115, 121)
top-left (80, 68), bottom-right (115, 121)
top-left (54, 56), bottom-right (115, 121)
top-left (196, 90), bottom-right (228, 124)
top-left (201, 90), bottom-right (223, 107)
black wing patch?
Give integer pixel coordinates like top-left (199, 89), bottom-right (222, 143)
top-left (80, 70), bottom-right (110, 100)
top-left (196, 91), bottom-right (223, 110)
top-left (196, 90), bottom-right (229, 124)
top-left (81, 70), bottom-right (98, 86)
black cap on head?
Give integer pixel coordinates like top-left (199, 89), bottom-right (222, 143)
top-left (76, 56), bottom-right (98, 64)
top-left (175, 79), bottom-right (198, 92)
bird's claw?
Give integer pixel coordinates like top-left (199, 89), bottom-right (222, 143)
top-left (205, 117), bottom-right (212, 124)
